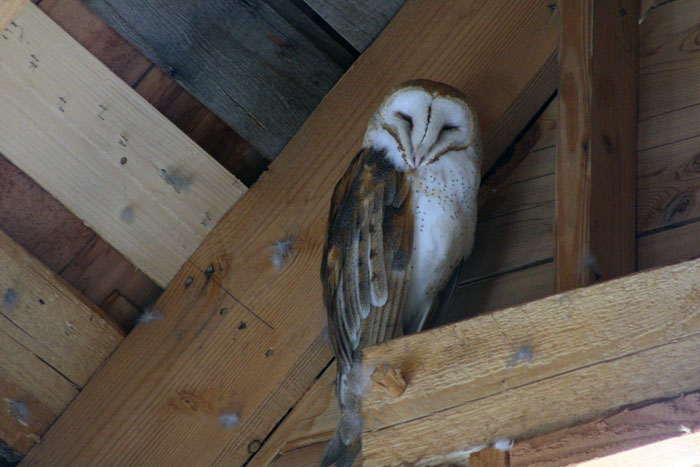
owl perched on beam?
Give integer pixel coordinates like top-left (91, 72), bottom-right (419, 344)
top-left (321, 80), bottom-right (481, 466)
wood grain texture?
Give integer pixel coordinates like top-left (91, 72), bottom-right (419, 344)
top-left (360, 258), bottom-right (700, 465)
top-left (555, 0), bottom-right (639, 291)
top-left (0, 229), bottom-right (123, 387)
top-left (24, 1), bottom-right (560, 465)
top-left (83, 0), bottom-right (352, 158)
top-left (639, 0), bottom-right (700, 120)
top-left (511, 392), bottom-right (700, 466)
top-left (303, 0), bottom-right (405, 52)
top-left (0, 4), bottom-right (246, 288)
top-left (101, 291), bottom-right (141, 332)
top-left (0, 0), bottom-right (26, 30)
top-left (638, 221), bottom-right (700, 270)
top-left (37, 0), bottom-right (151, 86)
top-left (0, 229), bottom-right (123, 455)
top-left (638, 134), bottom-right (700, 233)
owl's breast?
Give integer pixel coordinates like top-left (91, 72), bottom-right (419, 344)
top-left (403, 152), bottom-right (480, 331)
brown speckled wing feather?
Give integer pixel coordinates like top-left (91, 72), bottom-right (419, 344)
top-left (321, 147), bottom-right (413, 374)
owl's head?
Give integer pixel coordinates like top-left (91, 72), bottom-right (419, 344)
top-left (364, 80), bottom-right (480, 170)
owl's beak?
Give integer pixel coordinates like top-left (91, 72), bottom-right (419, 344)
top-left (413, 150), bottom-right (427, 168)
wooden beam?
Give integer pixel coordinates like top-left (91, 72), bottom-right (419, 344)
top-left (555, 0), bottom-right (639, 290)
top-left (303, 0), bottom-right (405, 52)
top-left (0, 229), bottom-right (123, 456)
top-left (511, 391), bottom-right (700, 465)
top-left (23, 1), bottom-right (559, 464)
top-left (359, 257), bottom-right (700, 465)
top-left (0, 0), bottom-right (26, 30)
top-left (82, 0), bottom-right (354, 158)
top-left (0, 4), bottom-right (246, 288)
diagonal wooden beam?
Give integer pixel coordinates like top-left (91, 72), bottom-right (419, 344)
top-left (555, 0), bottom-right (639, 291)
top-left (0, 3), bottom-right (246, 288)
top-left (23, 1), bottom-right (559, 464)
top-left (360, 257), bottom-right (700, 465)
top-left (0, 229), bottom-right (123, 457)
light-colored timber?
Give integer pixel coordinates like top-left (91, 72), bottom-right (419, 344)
top-left (0, 3), bottom-right (246, 288)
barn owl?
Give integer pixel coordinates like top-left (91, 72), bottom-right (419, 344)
top-left (320, 80), bottom-right (481, 466)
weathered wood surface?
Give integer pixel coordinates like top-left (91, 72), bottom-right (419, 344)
top-left (555, 0), bottom-right (639, 291)
top-left (24, 1), bottom-right (560, 465)
top-left (635, 0), bottom-right (700, 268)
top-left (360, 258), bottom-right (700, 465)
top-left (83, 0), bottom-right (354, 158)
top-left (0, 0), bottom-right (26, 29)
top-left (0, 229), bottom-right (123, 456)
top-left (511, 392), bottom-right (700, 466)
top-left (0, 4), bottom-right (246, 288)
top-left (304, 0), bottom-right (405, 52)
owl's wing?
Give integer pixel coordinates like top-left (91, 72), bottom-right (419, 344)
top-left (322, 147), bottom-right (413, 374)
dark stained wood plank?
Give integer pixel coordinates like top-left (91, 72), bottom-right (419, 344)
top-left (511, 392), bottom-right (700, 466)
top-left (637, 135), bottom-right (700, 234)
top-left (83, 0), bottom-right (353, 158)
top-left (639, 0), bottom-right (700, 120)
top-left (60, 236), bottom-right (161, 314)
top-left (637, 221), bottom-right (700, 270)
top-left (0, 156), bottom-right (94, 273)
top-left (555, 0), bottom-right (639, 291)
top-left (303, 0), bottom-right (405, 52)
top-left (24, 2), bottom-right (560, 465)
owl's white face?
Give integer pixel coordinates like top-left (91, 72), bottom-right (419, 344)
top-left (364, 80), bottom-right (480, 171)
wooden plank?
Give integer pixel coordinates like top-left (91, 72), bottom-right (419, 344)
top-left (0, 229), bottom-right (123, 455)
top-left (0, 329), bottom-right (78, 456)
top-left (83, 0), bottom-right (353, 158)
top-left (638, 135), bottom-right (700, 234)
top-left (0, 0), bottom-right (26, 30)
top-left (36, 0), bottom-right (151, 86)
top-left (303, 0), bottom-right (404, 52)
top-left (0, 4), bottom-right (246, 288)
top-left (637, 221), bottom-right (700, 270)
top-left (0, 156), bottom-right (95, 273)
top-left (447, 262), bottom-right (554, 323)
top-left (639, 0), bottom-right (700, 120)
top-left (23, 2), bottom-right (560, 464)
top-left (0, 229), bottom-right (123, 387)
top-left (511, 392), bottom-right (700, 466)
top-left (360, 257), bottom-right (700, 465)
top-left (555, 0), bottom-right (639, 291)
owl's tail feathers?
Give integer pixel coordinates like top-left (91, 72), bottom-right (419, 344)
top-left (320, 362), bottom-right (372, 466)
top-left (320, 425), bottom-right (361, 467)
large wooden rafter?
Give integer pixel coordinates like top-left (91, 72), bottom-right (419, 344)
top-left (23, 1), bottom-right (560, 464)
top-left (360, 257), bottom-right (700, 465)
